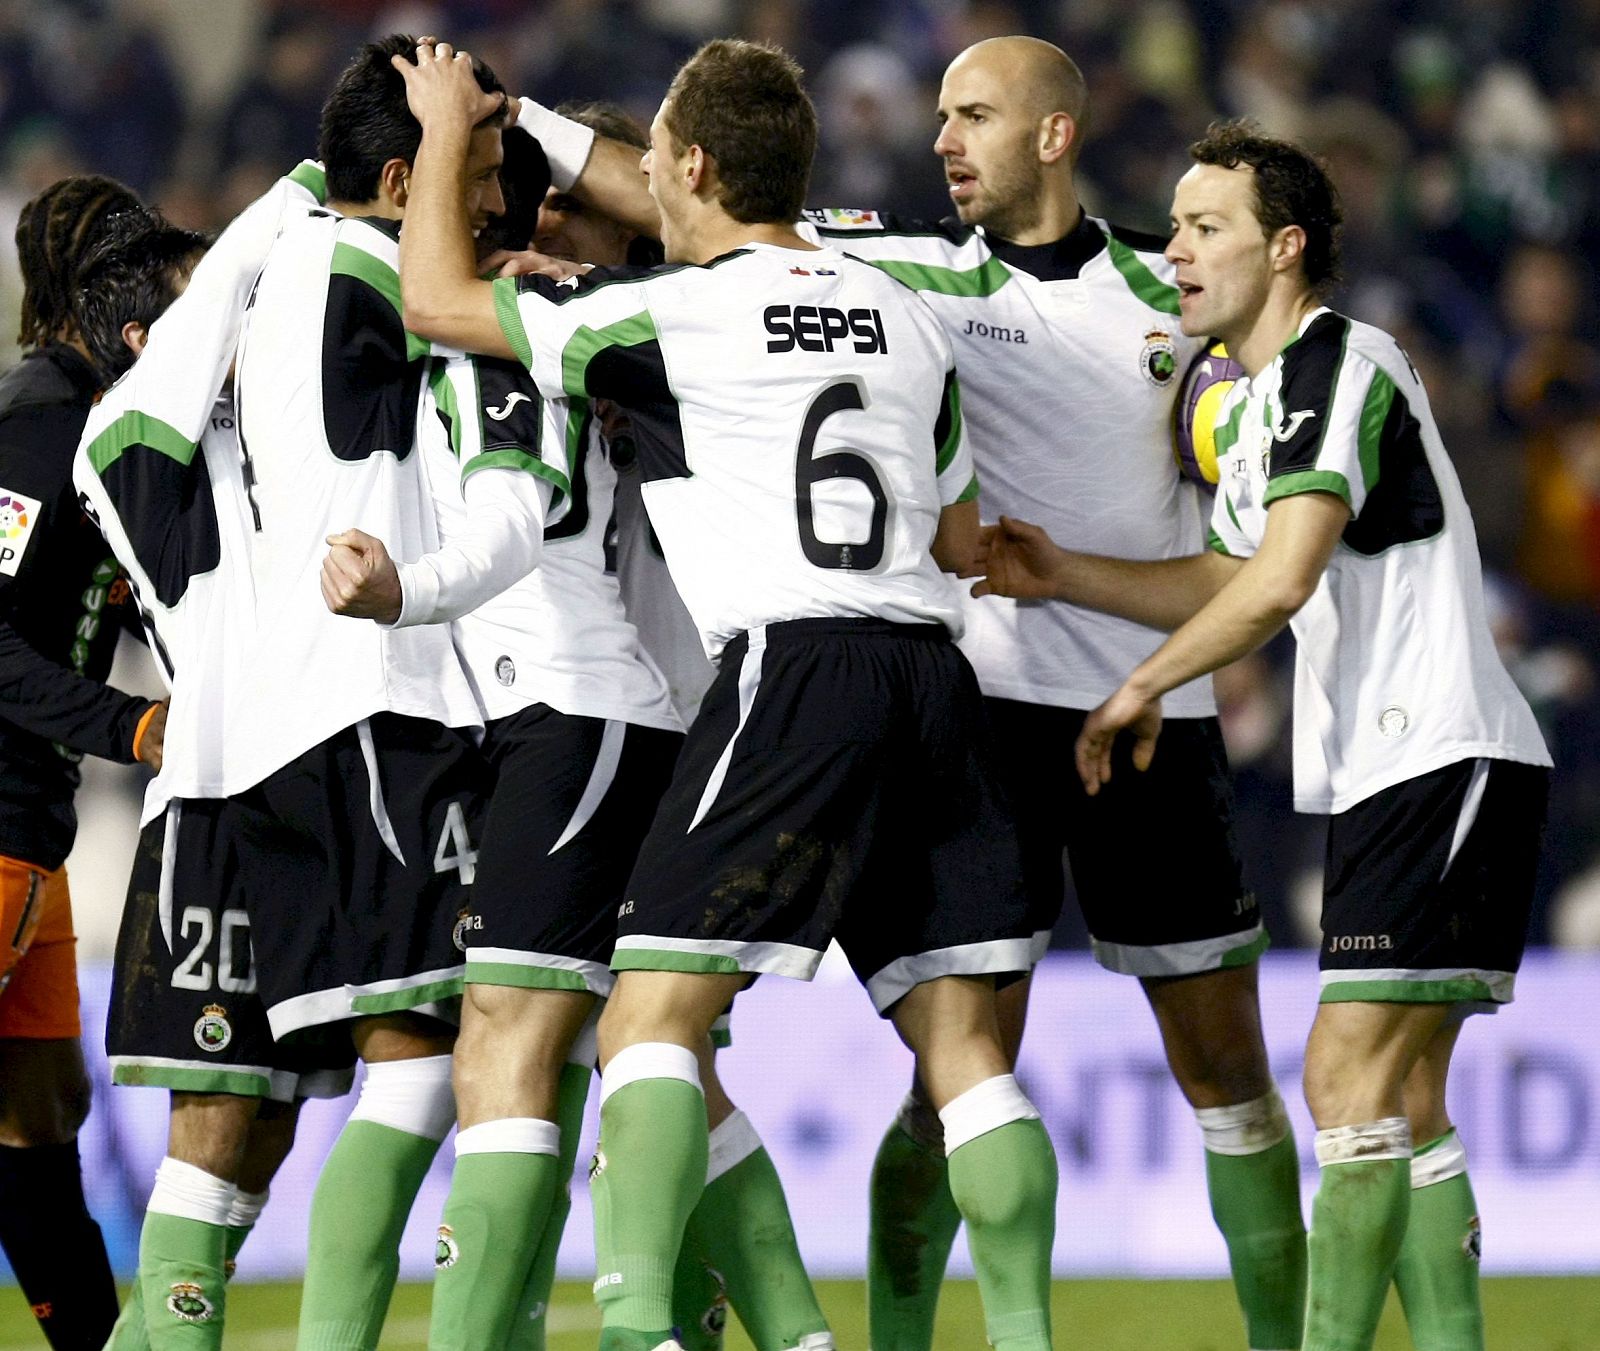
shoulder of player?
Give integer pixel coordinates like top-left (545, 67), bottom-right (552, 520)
top-left (1276, 310), bottom-right (1403, 403)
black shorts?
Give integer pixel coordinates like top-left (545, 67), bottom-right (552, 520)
top-left (611, 619), bottom-right (1032, 1014)
top-left (984, 698), bottom-right (1262, 976)
top-left (106, 801), bottom-right (355, 1101)
top-left (1319, 757), bottom-right (1548, 1006)
top-left (227, 713), bottom-right (487, 1039)
top-left (464, 706), bottom-right (682, 995)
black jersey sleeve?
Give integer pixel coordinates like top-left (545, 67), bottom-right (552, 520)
top-left (0, 623), bottom-right (155, 762)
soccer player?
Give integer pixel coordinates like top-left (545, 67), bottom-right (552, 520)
top-left (391, 36), bottom-right (1059, 1351)
top-left (0, 175), bottom-right (167, 1351)
top-left (523, 36), bottom-right (1307, 1347)
top-left (74, 205), bottom-right (345, 1351)
top-left (974, 121), bottom-right (1551, 1351)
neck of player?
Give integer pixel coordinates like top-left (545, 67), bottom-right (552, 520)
top-left (1228, 285), bottom-right (1322, 379)
top-left (997, 178), bottom-right (1083, 247)
top-left (686, 218), bottom-right (817, 265)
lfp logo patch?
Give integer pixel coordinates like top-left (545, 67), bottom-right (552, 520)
top-left (803, 207), bottom-right (884, 231)
top-left (0, 489), bottom-right (41, 577)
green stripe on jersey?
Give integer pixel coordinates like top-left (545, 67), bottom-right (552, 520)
top-left (462, 447), bottom-right (570, 501)
top-left (1103, 234), bottom-right (1181, 314)
top-left (1208, 527), bottom-right (1233, 555)
top-left (560, 310), bottom-right (660, 398)
top-left (330, 241), bottom-right (430, 360)
top-left (1356, 367), bottom-right (1395, 493)
top-left (287, 161), bottom-right (328, 203)
top-left (1262, 467), bottom-right (1351, 507)
top-left (866, 254), bottom-right (1011, 297)
top-left (1211, 399), bottom-right (1249, 464)
top-left (956, 474), bottom-right (980, 504)
top-left (85, 410), bottom-right (197, 474)
top-left (429, 364), bottom-right (463, 460)
top-left (936, 373), bottom-right (965, 473)
top-left (493, 275), bottom-right (534, 369)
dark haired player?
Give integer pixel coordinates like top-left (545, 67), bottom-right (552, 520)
top-left (391, 36), bottom-right (1058, 1351)
top-left (977, 121), bottom-right (1551, 1351)
top-left (0, 175), bottom-right (168, 1351)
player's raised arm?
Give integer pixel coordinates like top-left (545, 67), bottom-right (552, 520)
top-left (515, 99), bottom-right (661, 240)
top-left (391, 42), bottom-right (515, 358)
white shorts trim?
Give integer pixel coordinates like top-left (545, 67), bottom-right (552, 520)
top-left (1090, 923), bottom-right (1266, 978)
top-left (864, 936), bottom-right (1035, 1014)
top-left (688, 628), bottom-right (766, 833)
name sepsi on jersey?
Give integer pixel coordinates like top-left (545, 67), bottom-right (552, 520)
top-left (764, 305), bottom-right (888, 354)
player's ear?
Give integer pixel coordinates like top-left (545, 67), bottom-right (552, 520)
top-left (1039, 111), bottom-right (1075, 166)
top-left (121, 320), bottom-right (148, 360)
top-left (1272, 224), bottom-right (1307, 276)
top-left (379, 156), bottom-right (412, 210)
top-left (684, 143), bottom-right (708, 195)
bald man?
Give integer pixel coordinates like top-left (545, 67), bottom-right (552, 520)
top-left (521, 36), bottom-right (1305, 1348)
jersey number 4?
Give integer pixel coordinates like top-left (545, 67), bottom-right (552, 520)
top-left (796, 379), bottom-right (888, 571)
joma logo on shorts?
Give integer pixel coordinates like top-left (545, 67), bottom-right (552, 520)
top-left (1329, 934), bottom-right (1394, 952)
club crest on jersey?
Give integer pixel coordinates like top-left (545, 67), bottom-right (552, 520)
top-left (193, 1005), bottom-right (232, 1054)
top-left (495, 655), bottom-right (516, 686)
top-left (802, 207), bottom-right (882, 231)
top-left (1378, 705), bottom-right (1410, 738)
top-left (435, 1224), bottom-right (460, 1269)
top-left (166, 1283), bottom-right (215, 1323)
top-left (1139, 329), bottom-right (1178, 387)
top-left (0, 488), bottom-right (42, 578)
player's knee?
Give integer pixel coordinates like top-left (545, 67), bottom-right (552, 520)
top-left (350, 1053), bottom-right (456, 1142)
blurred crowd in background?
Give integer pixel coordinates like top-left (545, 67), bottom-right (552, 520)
top-left (3, 0), bottom-right (1600, 951)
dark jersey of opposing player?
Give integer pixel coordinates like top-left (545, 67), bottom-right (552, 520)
top-left (0, 345), bottom-right (153, 869)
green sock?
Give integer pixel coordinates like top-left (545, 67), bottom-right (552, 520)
top-left (1205, 1134), bottom-right (1308, 1348)
top-left (591, 1049), bottom-right (708, 1348)
top-left (945, 1112), bottom-right (1057, 1351)
top-left (428, 1133), bottom-right (562, 1351)
top-left (1304, 1123), bottom-right (1411, 1351)
top-left (866, 1120), bottom-right (961, 1351)
top-left (137, 1211), bottom-right (229, 1351)
top-left (112, 1197), bottom-right (257, 1351)
top-left (508, 1064), bottom-right (593, 1351)
top-left (297, 1119), bottom-right (443, 1351)
top-left (676, 1115), bottom-right (826, 1349)
top-left (671, 1232), bottom-right (728, 1351)
top-left (1393, 1131), bottom-right (1483, 1351)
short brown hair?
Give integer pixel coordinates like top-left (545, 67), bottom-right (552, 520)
top-left (663, 39), bottom-right (816, 224)
top-left (1189, 119), bottom-right (1344, 296)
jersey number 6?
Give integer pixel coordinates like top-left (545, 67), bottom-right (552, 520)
top-left (796, 379), bottom-right (888, 571)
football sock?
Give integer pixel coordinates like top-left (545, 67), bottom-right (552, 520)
top-left (298, 1056), bottom-right (455, 1351)
top-left (427, 1119), bottom-right (562, 1351)
top-left (0, 1140), bottom-right (119, 1351)
top-left (136, 1158), bottom-right (236, 1351)
top-left (1393, 1130), bottom-right (1483, 1351)
top-left (1197, 1091), bottom-right (1307, 1349)
top-left (1304, 1119), bottom-right (1411, 1351)
top-left (674, 1110), bottom-right (829, 1350)
top-left (941, 1076), bottom-right (1057, 1351)
top-left (866, 1099), bottom-right (961, 1351)
top-left (592, 1042), bottom-right (708, 1348)
top-left (225, 1188), bottom-right (268, 1276)
top-left (508, 1061), bottom-right (593, 1351)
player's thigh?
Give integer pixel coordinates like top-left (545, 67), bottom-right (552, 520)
top-left (1062, 714), bottom-right (1262, 978)
top-left (889, 974), bottom-right (1009, 1111)
top-left (167, 1089), bottom-right (261, 1178)
top-left (1303, 999), bottom-right (1454, 1128)
top-left (1139, 963), bottom-right (1273, 1107)
top-left (467, 707), bottom-right (681, 1000)
top-left (0, 859), bottom-right (81, 1043)
top-left (0, 1037), bottom-right (90, 1145)
top-left (599, 969), bottom-right (747, 1063)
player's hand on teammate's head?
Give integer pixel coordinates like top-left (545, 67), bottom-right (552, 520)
top-left (1075, 685), bottom-right (1163, 795)
top-left (322, 528), bottom-right (404, 625)
top-left (479, 248), bottom-right (588, 282)
top-left (391, 39), bottom-right (505, 131)
top-left (968, 515), bottom-right (1071, 600)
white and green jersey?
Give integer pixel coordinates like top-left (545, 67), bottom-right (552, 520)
top-left (800, 209), bottom-right (1213, 716)
top-left (418, 353), bottom-right (682, 731)
top-left (226, 212), bottom-right (482, 792)
top-left (493, 241), bottom-right (976, 657)
top-left (1207, 307), bottom-right (1550, 813)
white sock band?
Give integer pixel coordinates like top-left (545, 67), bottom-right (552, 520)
top-left (456, 1117), bottom-right (561, 1157)
top-left (1195, 1089), bottom-right (1292, 1156)
top-left (148, 1157), bottom-right (237, 1226)
top-left (516, 98), bottom-right (597, 191)
top-left (796, 1334), bottom-right (836, 1350)
top-left (706, 1110), bottom-right (763, 1184)
top-left (1410, 1128), bottom-right (1469, 1188)
top-left (1314, 1117), bottom-right (1412, 1168)
top-left (568, 1005), bottom-right (601, 1069)
top-left (600, 1041), bottom-right (701, 1107)
top-left (895, 1091), bottom-right (946, 1154)
top-left (226, 1187), bottom-right (268, 1230)
top-left (938, 1074), bottom-right (1040, 1156)
top-left (350, 1054), bottom-right (457, 1141)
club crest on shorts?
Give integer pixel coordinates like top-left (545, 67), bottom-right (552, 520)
top-left (1140, 328), bottom-right (1178, 387)
top-left (193, 1004), bottom-right (232, 1053)
top-left (452, 908), bottom-right (482, 952)
top-left (166, 1282), bottom-right (214, 1323)
top-left (495, 655), bottom-right (516, 686)
top-left (435, 1223), bottom-right (460, 1269)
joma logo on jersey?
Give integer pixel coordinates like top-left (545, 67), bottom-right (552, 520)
top-left (764, 305), bottom-right (888, 355)
top-left (961, 319), bottom-right (1027, 344)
